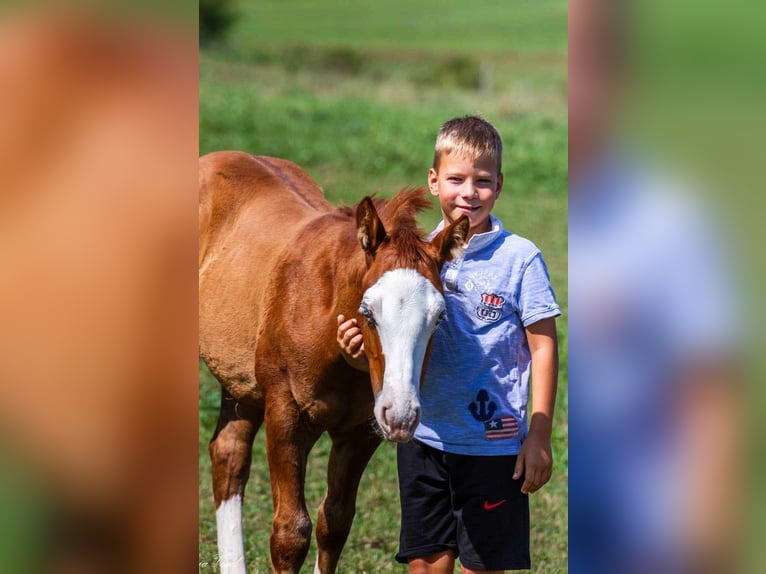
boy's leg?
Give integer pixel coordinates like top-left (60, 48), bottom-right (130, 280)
top-left (396, 440), bottom-right (459, 569)
top-left (408, 551), bottom-right (456, 574)
top-left (447, 453), bottom-right (530, 572)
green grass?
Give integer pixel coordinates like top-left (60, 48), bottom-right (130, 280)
top-left (229, 0), bottom-right (567, 56)
top-left (200, 2), bottom-right (566, 572)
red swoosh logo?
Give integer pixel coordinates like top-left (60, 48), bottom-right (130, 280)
top-left (483, 499), bottom-right (507, 511)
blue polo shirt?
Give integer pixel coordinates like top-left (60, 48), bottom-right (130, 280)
top-left (415, 215), bottom-right (561, 455)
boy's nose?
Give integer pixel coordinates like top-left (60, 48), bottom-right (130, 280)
top-left (460, 184), bottom-right (477, 199)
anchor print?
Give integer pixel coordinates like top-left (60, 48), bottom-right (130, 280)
top-left (468, 389), bottom-right (497, 422)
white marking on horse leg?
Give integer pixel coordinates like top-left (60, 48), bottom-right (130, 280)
top-left (314, 556), bottom-right (322, 574)
top-left (216, 495), bottom-right (247, 574)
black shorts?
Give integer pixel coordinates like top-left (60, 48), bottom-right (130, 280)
top-left (396, 440), bottom-right (530, 571)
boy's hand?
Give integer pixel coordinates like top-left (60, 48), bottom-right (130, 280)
top-left (513, 430), bottom-right (553, 494)
top-left (336, 314), bottom-right (369, 372)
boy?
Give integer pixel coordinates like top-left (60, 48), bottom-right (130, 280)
top-left (337, 116), bottom-right (560, 573)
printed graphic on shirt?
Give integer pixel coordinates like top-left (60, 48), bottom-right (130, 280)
top-left (484, 416), bottom-right (519, 440)
top-left (476, 292), bottom-right (505, 323)
top-left (467, 390), bottom-right (519, 441)
top-left (468, 389), bottom-right (497, 422)
top-left (472, 269), bottom-right (500, 292)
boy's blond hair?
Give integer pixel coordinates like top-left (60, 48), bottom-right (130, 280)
top-left (433, 115), bottom-right (503, 174)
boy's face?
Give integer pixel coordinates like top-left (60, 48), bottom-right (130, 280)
top-left (428, 153), bottom-right (503, 238)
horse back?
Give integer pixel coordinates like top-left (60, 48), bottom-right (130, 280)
top-left (199, 152), bottom-right (330, 262)
top-left (198, 151), bottom-right (332, 400)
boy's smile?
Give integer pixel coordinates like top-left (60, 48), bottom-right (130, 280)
top-left (428, 153), bottom-right (503, 239)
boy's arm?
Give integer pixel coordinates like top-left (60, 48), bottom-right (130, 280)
top-left (514, 316), bottom-right (558, 494)
top-left (336, 314), bottom-right (370, 372)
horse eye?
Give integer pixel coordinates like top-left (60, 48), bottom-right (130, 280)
top-left (358, 304), bottom-right (376, 328)
top-left (437, 310), bottom-right (447, 324)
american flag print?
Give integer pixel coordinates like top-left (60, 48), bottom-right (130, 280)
top-left (484, 416), bottom-right (519, 440)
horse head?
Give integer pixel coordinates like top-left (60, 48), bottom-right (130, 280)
top-left (355, 189), bottom-right (469, 442)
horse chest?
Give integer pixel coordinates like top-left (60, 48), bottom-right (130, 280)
top-left (297, 376), bottom-right (374, 431)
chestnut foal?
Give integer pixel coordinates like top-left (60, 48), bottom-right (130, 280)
top-left (199, 152), bottom-right (468, 573)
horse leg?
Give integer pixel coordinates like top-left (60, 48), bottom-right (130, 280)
top-left (265, 396), bottom-right (321, 574)
top-left (314, 426), bottom-right (382, 573)
top-left (208, 388), bottom-right (263, 574)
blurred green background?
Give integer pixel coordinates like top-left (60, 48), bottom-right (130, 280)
top-left (199, 1), bottom-right (567, 572)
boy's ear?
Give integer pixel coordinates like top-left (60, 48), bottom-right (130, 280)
top-left (428, 168), bottom-right (439, 196)
top-left (356, 196), bottom-right (387, 257)
top-left (431, 215), bottom-right (469, 270)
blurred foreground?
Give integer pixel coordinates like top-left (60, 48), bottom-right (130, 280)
top-left (569, 0), bottom-right (763, 573)
top-left (2, 0), bottom-right (765, 572)
top-left (0, 6), bottom-right (197, 574)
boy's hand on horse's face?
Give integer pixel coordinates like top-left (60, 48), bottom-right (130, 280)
top-left (337, 315), bottom-right (365, 356)
top-left (513, 432), bottom-right (553, 494)
top-left (336, 315), bottom-right (369, 371)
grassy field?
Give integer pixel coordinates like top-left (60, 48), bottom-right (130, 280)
top-left (200, 2), bottom-right (567, 572)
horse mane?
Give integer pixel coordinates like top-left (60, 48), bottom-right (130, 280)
top-left (335, 188), bottom-right (434, 267)
top-left (374, 187), bottom-right (431, 235)
top-left (372, 187), bottom-right (435, 268)
top-left (336, 187), bottom-right (431, 234)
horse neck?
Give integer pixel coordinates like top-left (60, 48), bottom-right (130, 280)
top-left (335, 235), bottom-right (369, 315)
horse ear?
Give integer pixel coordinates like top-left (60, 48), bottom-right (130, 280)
top-left (356, 197), bottom-right (387, 256)
top-left (431, 215), bottom-right (469, 270)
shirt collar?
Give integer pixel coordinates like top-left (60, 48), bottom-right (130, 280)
top-left (428, 215), bottom-right (504, 254)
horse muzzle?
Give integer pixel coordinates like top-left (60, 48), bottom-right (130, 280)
top-left (374, 396), bottom-right (421, 443)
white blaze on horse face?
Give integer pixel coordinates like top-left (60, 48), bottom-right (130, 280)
top-left (216, 495), bottom-right (247, 574)
top-left (360, 268), bottom-right (445, 442)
